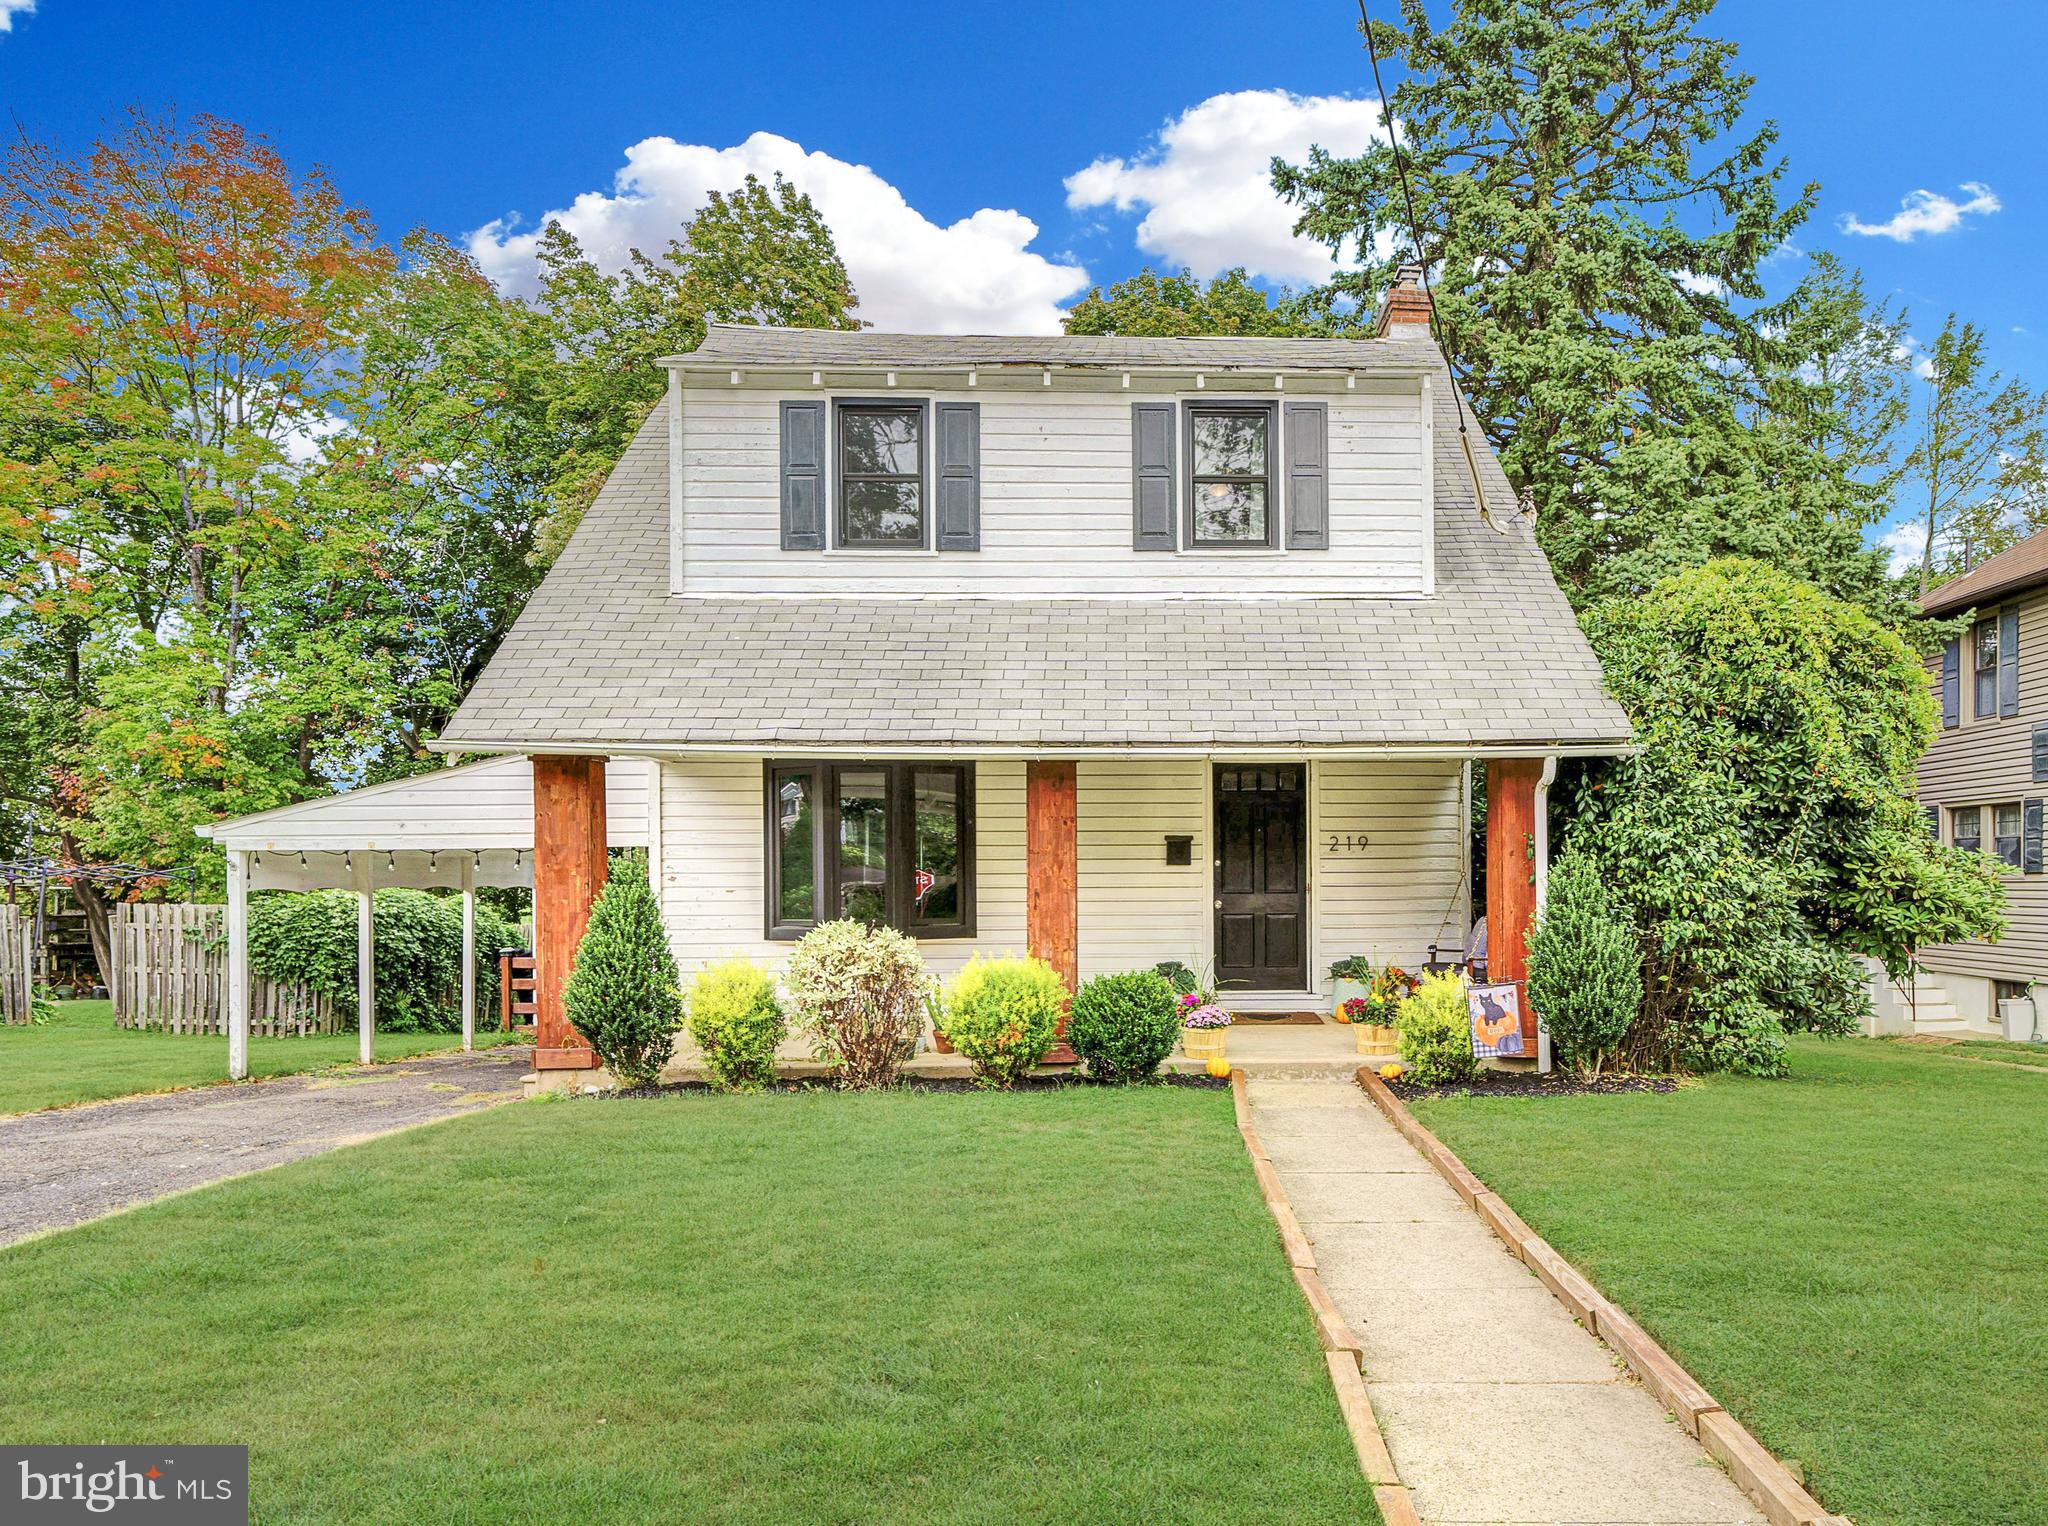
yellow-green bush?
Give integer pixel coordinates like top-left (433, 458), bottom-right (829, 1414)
top-left (941, 954), bottom-right (1067, 1088)
top-left (1397, 970), bottom-right (1476, 1086)
top-left (687, 959), bottom-right (786, 1091)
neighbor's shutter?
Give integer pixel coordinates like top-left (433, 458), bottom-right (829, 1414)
top-left (1284, 400), bottom-right (1329, 550)
top-left (935, 402), bottom-right (980, 551)
top-left (2000, 607), bottom-right (2020, 717)
top-left (2026, 798), bottom-right (2045, 874)
top-left (1941, 639), bottom-right (1961, 728)
top-left (1924, 804), bottom-right (1942, 840)
top-left (2033, 724), bottom-right (2048, 782)
top-left (1132, 402), bottom-right (1176, 551)
top-left (779, 400), bottom-right (825, 550)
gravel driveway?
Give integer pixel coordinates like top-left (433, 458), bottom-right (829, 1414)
top-left (0, 1047), bottom-right (532, 1248)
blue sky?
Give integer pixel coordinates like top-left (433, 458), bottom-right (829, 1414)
top-left (3, 0), bottom-right (2039, 556)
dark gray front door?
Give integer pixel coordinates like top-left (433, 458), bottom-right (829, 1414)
top-left (1214, 764), bottom-right (1307, 991)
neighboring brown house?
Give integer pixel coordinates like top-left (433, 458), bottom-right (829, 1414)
top-left (1907, 528), bottom-right (2048, 1037)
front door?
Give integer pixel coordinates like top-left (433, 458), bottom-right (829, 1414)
top-left (1214, 764), bottom-right (1308, 991)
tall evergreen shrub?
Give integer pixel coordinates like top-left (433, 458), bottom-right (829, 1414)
top-left (562, 854), bottom-right (682, 1088)
top-left (1527, 849), bottom-right (1643, 1078)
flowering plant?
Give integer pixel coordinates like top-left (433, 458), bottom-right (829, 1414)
top-left (1340, 996), bottom-right (1375, 1025)
top-left (1184, 1002), bottom-right (1233, 1030)
top-left (1356, 964), bottom-right (1415, 1026)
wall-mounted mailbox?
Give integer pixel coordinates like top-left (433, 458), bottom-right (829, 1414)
top-left (1164, 834), bottom-right (1193, 866)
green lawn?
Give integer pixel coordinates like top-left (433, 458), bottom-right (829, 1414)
top-left (1411, 1037), bottom-right (2047, 1526)
top-left (0, 1000), bottom-right (526, 1116)
top-left (1913, 1034), bottom-right (2048, 1068)
top-left (0, 1087), bottom-right (1375, 1524)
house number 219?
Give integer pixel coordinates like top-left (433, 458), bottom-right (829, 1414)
top-left (1326, 833), bottom-right (1371, 852)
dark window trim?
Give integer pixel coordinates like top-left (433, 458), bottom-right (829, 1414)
top-left (1182, 399), bottom-right (1281, 550)
top-left (762, 760), bottom-right (976, 940)
top-left (832, 397), bottom-right (929, 550)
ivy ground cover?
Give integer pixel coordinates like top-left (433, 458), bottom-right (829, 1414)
top-left (1411, 1037), bottom-right (2047, 1526)
top-left (0, 1000), bottom-right (525, 1116)
top-left (0, 1086), bottom-right (1377, 1523)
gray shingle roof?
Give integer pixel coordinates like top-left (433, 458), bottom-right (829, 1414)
top-left (682, 322), bottom-right (1441, 373)
top-left (438, 349), bottom-right (1631, 754)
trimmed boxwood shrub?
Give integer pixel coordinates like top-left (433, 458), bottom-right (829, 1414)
top-left (1396, 970), bottom-right (1477, 1086)
top-left (941, 954), bottom-right (1067, 1088)
top-left (1068, 969), bottom-right (1182, 1082)
top-left (563, 854), bottom-right (683, 1088)
top-left (686, 958), bottom-right (786, 1091)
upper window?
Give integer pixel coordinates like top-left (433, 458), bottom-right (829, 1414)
top-left (1186, 403), bottom-right (1278, 548)
top-left (1974, 617), bottom-right (1999, 718)
top-left (765, 761), bottom-right (974, 938)
top-left (1995, 802), bottom-right (2023, 868)
top-left (836, 402), bottom-right (925, 547)
top-left (1952, 805), bottom-right (1984, 855)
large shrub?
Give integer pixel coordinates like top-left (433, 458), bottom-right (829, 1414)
top-left (941, 954), bottom-right (1067, 1088)
top-left (1526, 849), bottom-right (1642, 1077)
top-left (1068, 970), bottom-right (1182, 1082)
top-left (783, 919), bottom-right (929, 1089)
top-left (245, 888), bottom-right (517, 1032)
top-left (1574, 559), bottom-right (2006, 1075)
top-left (562, 855), bottom-right (682, 1088)
top-left (1397, 970), bottom-right (1476, 1086)
top-left (686, 959), bottom-right (786, 1091)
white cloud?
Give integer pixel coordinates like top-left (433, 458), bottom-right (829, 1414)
top-left (1879, 520), bottom-right (1925, 576)
top-left (1673, 269), bottom-right (1726, 297)
top-left (0, 0), bottom-right (35, 33)
top-left (467, 131), bottom-right (1087, 335)
top-left (1839, 183), bottom-right (2002, 242)
top-left (1064, 90), bottom-right (1388, 284)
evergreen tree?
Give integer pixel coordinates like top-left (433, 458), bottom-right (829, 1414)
top-left (1273, 1), bottom-right (1910, 618)
top-left (1526, 848), bottom-right (1641, 1077)
top-left (562, 854), bottom-right (683, 1088)
top-left (1064, 266), bottom-right (1368, 338)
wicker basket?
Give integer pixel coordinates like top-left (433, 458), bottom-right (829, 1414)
top-left (1182, 1025), bottom-right (1228, 1062)
top-left (1355, 1023), bottom-right (1399, 1060)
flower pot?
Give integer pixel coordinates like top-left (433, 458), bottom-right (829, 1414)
top-left (931, 1031), bottom-right (956, 1054)
top-left (1999, 998), bottom-right (2039, 1043)
top-left (1182, 1025), bottom-right (1227, 1062)
top-left (1355, 1022), bottom-right (1398, 1060)
top-left (1329, 977), bottom-right (1369, 1018)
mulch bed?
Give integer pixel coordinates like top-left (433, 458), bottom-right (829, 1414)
top-left (606, 1073), bottom-right (1233, 1099)
top-left (1385, 1070), bottom-right (1681, 1102)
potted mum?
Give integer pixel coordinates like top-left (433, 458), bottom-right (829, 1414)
top-left (1344, 995), bottom-right (1398, 1059)
top-left (1328, 954), bottom-right (1373, 1018)
top-left (1181, 999), bottom-right (1232, 1062)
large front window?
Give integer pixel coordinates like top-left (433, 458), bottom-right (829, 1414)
top-left (765, 761), bottom-right (973, 937)
top-left (1187, 403), bottom-right (1277, 547)
top-left (836, 402), bottom-right (925, 546)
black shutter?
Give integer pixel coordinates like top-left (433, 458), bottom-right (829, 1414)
top-left (2000, 607), bottom-right (2020, 717)
top-left (779, 401), bottom-right (826, 550)
top-left (934, 402), bottom-right (980, 551)
top-left (1924, 804), bottom-right (1942, 840)
top-left (1132, 402), bottom-right (1175, 551)
top-left (1284, 400), bottom-right (1329, 549)
top-left (1941, 639), bottom-right (1961, 729)
top-left (2026, 798), bottom-right (2044, 874)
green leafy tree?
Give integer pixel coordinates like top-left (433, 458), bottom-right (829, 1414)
top-left (531, 173), bottom-right (860, 559)
top-left (1526, 848), bottom-right (1641, 1076)
top-left (1064, 266), bottom-right (1368, 338)
top-left (562, 854), bottom-right (683, 1088)
top-left (1570, 559), bottom-right (2005, 1075)
top-left (1273, 1), bottom-right (1910, 617)
top-left (1905, 315), bottom-right (2048, 593)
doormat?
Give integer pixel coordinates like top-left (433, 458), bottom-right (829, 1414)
top-left (1228, 1010), bottom-right (1327, 1026)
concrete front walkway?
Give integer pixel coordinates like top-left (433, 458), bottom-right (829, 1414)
top-left (0, 1048), bottom-right (531, 1248)
top-left (1246, 1073), bottom-right (1762, 1526)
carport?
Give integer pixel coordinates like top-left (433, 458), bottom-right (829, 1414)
top-left (195, 756), bottom-right (650, 1079)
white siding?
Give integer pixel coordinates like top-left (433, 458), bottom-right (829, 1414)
top-left (656, 755), bottom-right (1468, 1001)
top-left (675, 384), bottom-right (1427, 598)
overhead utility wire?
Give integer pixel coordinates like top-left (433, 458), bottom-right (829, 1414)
top-left (1356, 0), bottom-right (1507, 532)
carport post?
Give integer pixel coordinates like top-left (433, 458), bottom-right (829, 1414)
top-left (226, 849), bottom-right (250, 1081)
top-left (355, 855), bottom-right (375, 1065)
top-left (459, 856), bottom-right (476, 1052)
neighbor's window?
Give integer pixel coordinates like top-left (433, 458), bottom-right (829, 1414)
top-left (1995, 802), bottom-right (2023, 868)
top-left (1974, 617), bottom-right (1999, 718)
top-left (765, 761), bottom-right (973, 937)
top-left (1187, 403), bottom-right (1277, 547)
top-left (836, 402), bottom-right (924, 547)
top-left (1952, 805), bottom-right (1983, 855)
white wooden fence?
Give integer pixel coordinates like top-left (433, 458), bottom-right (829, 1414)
top-left (0, 905), bottom-right (29, 1023)
top-left (111, 903), bottom-right (335, 1036)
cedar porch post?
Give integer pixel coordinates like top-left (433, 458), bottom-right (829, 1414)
top-left (1026, 761), bottom-right (1078, 1063)
top-left (533, 755), bottom-right (607, 1070)
top-left (1485, 758), bottom-right (1543, 1052)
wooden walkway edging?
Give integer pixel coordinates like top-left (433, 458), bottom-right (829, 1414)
top-left (1353, 1066), bottom-right (1853, 1526)
top-left (1228, 1069), bottom-right (1422, 1526)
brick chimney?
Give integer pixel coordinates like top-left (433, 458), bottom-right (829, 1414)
top-left (1374, 260), bottom-right (1432, 336)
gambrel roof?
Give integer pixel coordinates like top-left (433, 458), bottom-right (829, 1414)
top-left (436, 338), bottom-right (1631, 756)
